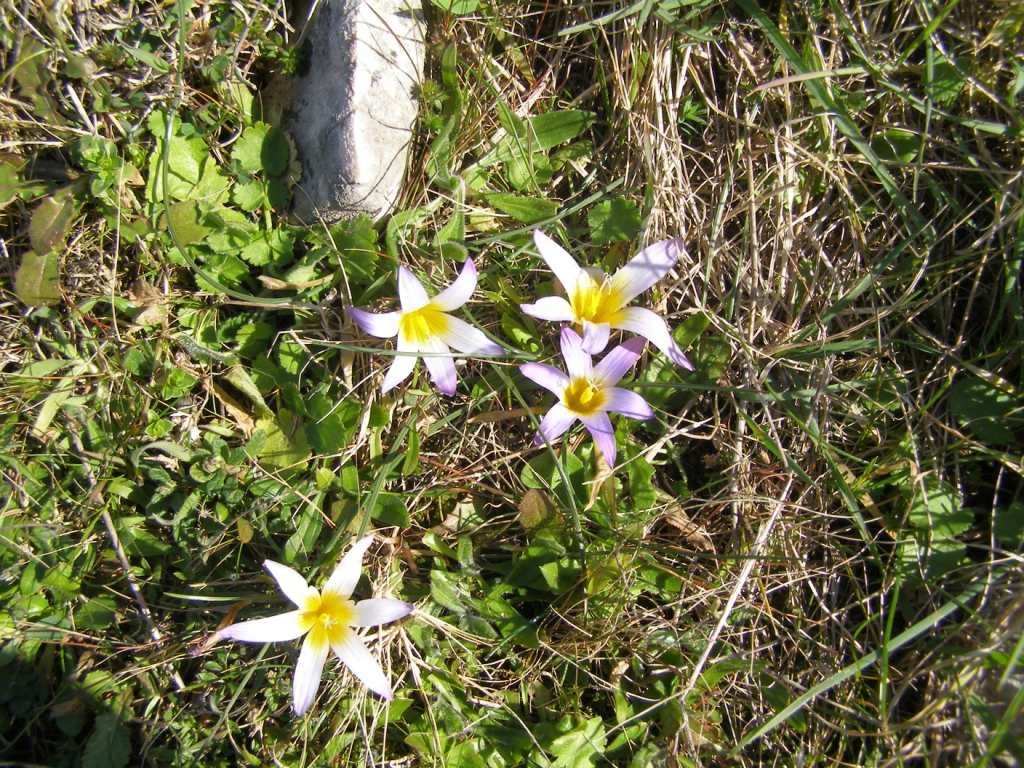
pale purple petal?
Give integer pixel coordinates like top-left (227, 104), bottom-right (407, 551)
top-left (559, 327), bottom-right (592, 380)
top-left (397, 266), bottom-right (430, 312)
top-left (581, 412), bottom-right (617, 466)
top-left (347, 307), bottom-right (399, 339)
top-left (332, 628), bottom-right (393, 700)
top-left (381, 337), bottom-right (418, 394)
top-left (532, 404), bottom-right (577, 446)
top-left (439, 316), bottom-right (504, 356)
top-left (614, 306), bottom-right (694, 370)
top-left (352, 598), bottom-right (414, 627)
top-left (520, 296), bottom-right (574, 322)
top-left (604, 387), bottom-right (654, 420)
top-left (533, 230), bottom-right (581, 293)
top-left (610, 238), bottom-right (683, 303)
top-left (263, 561), bottom-right (312, 607)
top-left (581, 321), bottom-right (610, 355)
top-left (324, 534), bottom-right (375, 598)
top-left (420, 336), bottom-right (458, 396)
top-left (293, 631), bottom-right (329, 715)
top-left (433, 259), bottom-right (477, 312)
top-left (217, 611), bottom-right (306, 643)
top-left (593, 336), bottom-right (647, 386)
top-left (519, 363), bottom-right (568, 396)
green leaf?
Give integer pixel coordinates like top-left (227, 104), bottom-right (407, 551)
top-left (76, 596), bottom-right (118, 630)
top-left (83, 713), bottom-right (131, 768)
top-left (0, 157), bottom-right (22, 208)
top-left (249, 409), bottom-right (311, 469)
top-left (994, 501), bottom-right (1024, 547)
top-left (588, 197), bottom-right (642, 244)
top-left (926, 55), bottom-right (964, 106)
top-left (232, 179), bottom-right (266, 211)
top-left (517, 488), bottom-right (556, 530)
top-left (163, 200), bottom-right (211, 247)
top-left (14, 251), bottom-right (60, 306)
top-left (430, 570), bottom-right (466, 614)
top-left (430, 0), bottom-right (480, 14)
top-left (284, 501), bottom-right (324, 562)
top-left (29, 188), bottom-right (77, 254)
top-left (445, 741), bottom-right (487, 768)
top-left (949, 376), bottom-right (1021, 445)
top-left (232, 122), bottom-right (291, 176)
top-left (161, 367), bottom-right (198, 400)
top-left (371, 492), bottom-right (410, 526)
top-left (240, 228), bottom-right (295, 266)
top-left (486, 193), bottom-right (558, 224)
top-left (549, 717), bottom-right (606, 768)
top-left (870, 128), bottom-right (919, 164)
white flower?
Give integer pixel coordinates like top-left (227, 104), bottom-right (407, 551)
top-left (347, 259), bottom-right (504, 396)
top-left (521, 229), bottom-right (694, 368)
top-left (216, 535), bottom-right (412, 715)
top-left (520, 327), bottom-right (654, 467)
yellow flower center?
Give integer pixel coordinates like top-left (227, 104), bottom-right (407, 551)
top-left (570, 273), bottom-right (625, 325)
top-left (298, 589), bottom-right (355, 648)
top-left (562, 377), bottom-right (607, 416)
top-left (399, 303), bottom-right (450, 346)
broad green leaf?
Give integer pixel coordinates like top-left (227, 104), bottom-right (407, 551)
top-left (0, 157), bottom-right (22, 208)
top-left (76, 596), bottom-right (118, 630)
top-left (949, 376), bottom-right (1020, 445)
top-left (549, 717), bottom-right (606, 768)
top-left (371, 492), bottom-right (410, 526)
top-left (993, 501), bottom-right (1024, 547)
top-left (518, 488), bottom-right (556, 530)
top-left (430, 570), bottom-right (466, 614)
top-left (285, 501), bottom-right (324, 562)
top-left (163, 200), bottom-right (211, 247)
top-left (232, 122), bottom-right (291, 177)
top-left (249, 409), bottom-right (311, 469)
top-left (83, 713), bottom-right (131, 768)
top-left (14, 250), bottom-right (60, 306)
top-left (588, 197), bottom-right (642, 244)
top-left (870, 128), bottom-right (919, 164)
top-left (29, 188), bottom-right (77, 254)
top-left (486, 193), bottom-right (558, 224)
top-left (430, 0), bottom-right (480, 14)
top-left (232, 179), bottom-right (265, 211)
top-left (926, 55), bottom-right (964, 106)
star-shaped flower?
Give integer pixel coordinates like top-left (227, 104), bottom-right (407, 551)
top-left (520, 229), bottom-right (694, 368)
top-left (520, 327), bottom-right (654, 467)
top-left (347, 259), bottom-right (504, 396)
top-left (216, 535), bottom-right (412, 715)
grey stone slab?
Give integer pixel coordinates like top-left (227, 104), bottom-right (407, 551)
top-left (275, 0), bottom-right (424, 223)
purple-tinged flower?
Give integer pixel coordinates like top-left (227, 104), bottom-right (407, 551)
top-left (520, 327), bottom-right (654, 467)
top-left (520, 229), bottom-right (694, 368)
top-left (216, 535), bottom-right (413, 715)
top-left (347, 259), bottom-right (504, 396)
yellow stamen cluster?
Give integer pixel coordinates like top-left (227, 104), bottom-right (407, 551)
top-left (399, 304), bottom-right (450, 345)
top-left (570, 274), bottom-right (624, 325)
top-left (299, 590), bottom-right (355, 648)
top-left (562, 377), bottom-right (606, 416)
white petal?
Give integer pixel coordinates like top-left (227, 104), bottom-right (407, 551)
top-left (420, 336), bottom-right (458, 396)
top-left (333, 628), bottom-right (394, 700)
top-left (432, 259), bottom-right (477, 312)
top-left (520, 296), bottom-right (574, 322)
top-left (604, 387), bottom-right (654, 420)
top-left (439, 316), bottom-right (504, 356)
top-left (397, 265), bottom-right (429, 312)
top-left (217, 611), bottom-right (306, 643)
top-left (559, 327), bottom-right (592, 379)
top-left (519, 363), bottom-right (568, 396)
top-left (293, 631), bottom-right (329, 715)
top-left (593, 336), bottom-right (646, 386)
top-left (263, 561), bottom-right (312, 607)
top-left (324, 534), bottom-right (375, 598)
top-left (614, 306), bottom-right (694, 370)
top-left (347, 307), bottom-right (399, 338)
top-left (581, 321), bottom-right (610, 355)
top-left (533, 230), bottom-right (581, 293)
top-left (352, 598), bottom-right (414, 627)
top-left (533, 404), bottom-right (577, 446)
top-left (381, 336), bottom-right (418, 394)
top-left (580, 412), bottom-right (617, 466)
top-left (610, 238), bottom-right (683, 303)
